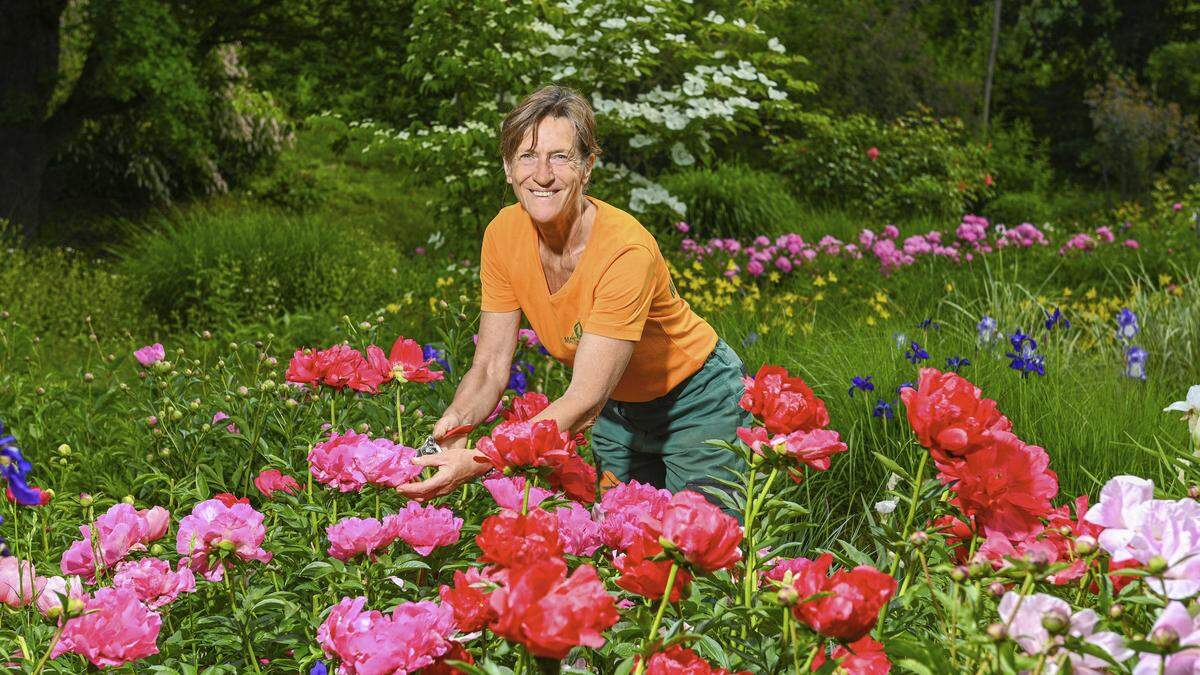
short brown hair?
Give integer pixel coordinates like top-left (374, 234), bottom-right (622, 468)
top-left (500, 85), bottom-right (602, 165)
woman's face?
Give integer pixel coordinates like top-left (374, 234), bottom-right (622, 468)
top-left (504, 116), bottom-right (593, 226)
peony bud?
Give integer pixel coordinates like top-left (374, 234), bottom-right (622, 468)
top-left (237, 386), bottom-right (249, 396)
top-left (1147, 555), bottom-right (1169, 575)
top-left (228, 342), bottom-right (238, 350)
top-left (83, 372), bottom-right (94, 382)
top-left (1041, 608), bottom-right (1070, 635)
top-left (1108, 603), bottom-right (1124, 619)
top-left (36, 386), bottom-right (45, 395)
top-left (121, 495), bottom-right (135, 505)
top-left (989, 582), bottom-right (1006, 597)
top-left (1188, 485), bottom-right (1200, 500)
top-left (1151, 625), bottom-right (1180, 650)
top-left (201, 330), bottom-right (212, 340)
top-left (986, 623), bottom-right (1005, 641)
top-left (57, 443), bottom-right (71, 456)
top-left (217, 540), bottom-right (237, 552)
top-left (170, 410), bottom-right (182, 421)
top-left (66, 597), bottom-right (86, 616)
top-left (908, 530), bottom-right (928, 547)
top-left (1074, 535), bottom-right (1096, 556)
top-left (776, 586), bottom-right (799, 606)
top-left (79, 493), bottom-right (94, 507)
top-left (950, 566), bottom-right (969, 583)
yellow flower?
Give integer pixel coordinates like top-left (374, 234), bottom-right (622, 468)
top-left (874, 291), bottom-right (888, 304)
top-left (1159, 274), bottom-right (1172, 287)
top-left (769, 271), bottom-right (781, 283)
top-left (945, 282), bottom-right (954, 293)
top-left (1085, 288), bottom-right (1098, 300)
top-left (813, 292), bottom-right (825, 302)
top-left (827, 272), bottom-right (838, 283)
top-left (386, 303), bottom-right (401, 313)
top-left (866, 316), bottom-right (877, 326)
top-left (813, 276), bottom-right (826, 287)
top-left (1062, 288), bottom-right (1072, 298)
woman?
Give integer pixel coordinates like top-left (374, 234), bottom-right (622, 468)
top-left (396, 85), bottom-right (751, 505)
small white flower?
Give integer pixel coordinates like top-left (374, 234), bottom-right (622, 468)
top-left (875, 500), bottom-right (898, 515)
top-left (1164, 385), bottom-right (1200, 449)
top-left (767, 37), bottom-right (786, 54)
top-left (670, 142), bottom-right (695, 166)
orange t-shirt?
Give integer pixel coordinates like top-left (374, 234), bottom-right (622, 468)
top-left (480, 195), bottom-right (718, 402)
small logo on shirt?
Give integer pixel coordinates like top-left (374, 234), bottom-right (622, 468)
top-left (563, 320), bottom-right (583, 345)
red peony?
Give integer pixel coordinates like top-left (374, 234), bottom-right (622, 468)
top-left (658, 491), bottom-right (742, 574)
top-left (423, 641), bottom-right (475, 674)
top-left (794, 565), bottom-right (897, 642)
top-left (211, 492), bottom-right (249, 508)
top-left (439, 568), bottom-right (497, 632)
top-left (549, 452), bottom-right (597, 504)
top-left (285, 348), bottom-right (324, 386)
top-left (939, 431), bottom-right (1058, 540)
top-left (899, 368), bottom-right (1011, 466)
top-left (488, 557), bottom-right (618, 659)
top-left (316, 344), bottom-right (366, 390)
top-left (252, 469), bottom-right (300, 499)
top-left (738, 365), bottom-right (830, 435)
top-left (475, 420), bottom-right (597, 504)
top-left (614, 530), bottom-right (693, 602)
top-left (476, 509), bottom-right (563, 570)
top-left (387, 336), bottom-right (445, 383)
top-left (763, 554), bottom-right (834, 600)
top-left (503, 392), bottom-right (551, 422)
top-left (642, 645), bottom-right (751, 674)
top-left (810, 637), bottom-right (891, 674)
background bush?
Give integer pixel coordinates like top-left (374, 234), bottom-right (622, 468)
top-left (658, 165), bottom-right (802, 238)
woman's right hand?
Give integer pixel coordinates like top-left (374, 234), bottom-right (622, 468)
top-left (431, 413), bottom-right (471, 449)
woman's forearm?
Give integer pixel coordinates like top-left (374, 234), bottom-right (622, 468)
top-left (443, 364), bottom-right (509, 427)
top-left (531, 390), bottom-right (605, 437)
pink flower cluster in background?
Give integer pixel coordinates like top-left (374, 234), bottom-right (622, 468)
top-left (679, 214), bottom-right (1144, 278)
top-left (326, 503), bottom-right (463, 561)
top-left (317, 596), bottom-right (459, 673)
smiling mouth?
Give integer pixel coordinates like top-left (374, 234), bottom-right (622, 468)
top-left (529, 189), bottom-right (558, 198)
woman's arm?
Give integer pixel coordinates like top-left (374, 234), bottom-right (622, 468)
top-left (530, 332), bottom-right (634, 434)
top-left (395, 309), bottom-right (520, 501)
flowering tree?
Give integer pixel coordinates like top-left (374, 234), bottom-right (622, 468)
top-left (311, 0), bottom-right (813, 228)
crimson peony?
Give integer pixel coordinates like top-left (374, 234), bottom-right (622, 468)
top-left (794, 565), bottom-right (897, 642)
top-left (899, 368), bottom-right (1011, 466)
top-left (476, 509), bottom-right (563, 570)
top-left (614, 529), bottom-right (693, 602)
top-left (439, 568), bottom-right (498, 633)
top-left (738, 365), bottom-right (830, 435)
top-left (658, 491), bottom-right (743, 574)
top-left (939, 431), bottom-right (1058, 540)
top-left (488, 557), bottom-right (618, 659)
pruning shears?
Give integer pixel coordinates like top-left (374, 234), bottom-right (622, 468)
top-left (416, 424), bottom-right (475, 456)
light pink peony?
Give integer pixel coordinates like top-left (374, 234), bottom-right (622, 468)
top-left (1133, 602), bottom-right (1200, 674)
top-left (553, 502), bottom-right (603, 557)
top-left (176, 499), bottom-right (272, 581)
top-left (387, 502), bottom-right (463, 556)
top-left (597, 480), bottom-right (672, 551)
top-left (998, 592), bottom-right (1131, 674)
top-left (0, 557), bottom-right (38, 607)
top-left (317, 596), bottom-right (456, 674)
top-left (308, 430), bottom-right (421, 492)
top-left (60, 503), bottom-right (170, 581)
top-left (134, 343), bottom-right (165, 366)
top-left (51, 586), bottom-right (162, 668)
top-left (112, 558), bottom-right (196, 609)
top-left (326, 517), bottom-right (397, 561)
top-left (482, 475), bottom-right (552, 511)
top-left (34, 575), bottom-right (86, 617)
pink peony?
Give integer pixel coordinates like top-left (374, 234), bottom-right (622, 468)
top-left (0, 557), bottom-right (38, 607)
top-left (60, 503), bottom-right (170, 581)
top-left (317, 596), bottom-right (456, 674)
top-left (134, 343), bottom-right (165, 366)
top-left (554, 502), bottom-right (604, 557)
top-left (176, 499), bottom-right (272, 581)
top-left (212, 411), bottom-right (240, 434)
top-left (387, 502), bottom-right (464, 556)
top-left (112, 558), bottom-right (196, 609)
top-left (34, 574), bottom-right (87, 617)
top-left (998, 592), bottom-right (1131, 673)
top-left (866, 147), bottom-right (879, 160)
top-left (658, 491), bottom-right (743, 573)
top-left (597, 480), bottom-right (672, 551)
top-left (51, 587), bottom-right (162, 668)
top-left (1134, 602), bottom-right (1200, 674)
top-left (482, 475), bottom-right (552, 511)
top-left (308, 429), bottom-right (422, 492)
top-left (253, 469), bottom-right (301, 499)
top-left (326, 517), bottom-right (397, 562)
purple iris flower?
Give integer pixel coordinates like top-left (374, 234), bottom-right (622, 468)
top-left (848, 375), bottom-right (875, 397)
top-left (946, 356), bottom-right (971, 372)
top-left (977, 315), bottom-right (999, 347)
top-left (1044, 307), bottom-right (1070, 331)
top-left (873, 399), bottom-right (894, 419)
top-left (1005, 329), bottom-right (1045, 378)
top-left (1123, 346), bottom-right (1148, 381)
top-left (904, 341), bottom-right (929, 364)
top-left (1115, 308), bottom-right (1140, 342)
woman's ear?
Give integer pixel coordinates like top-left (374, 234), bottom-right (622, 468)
top-left (502, 160), bottom-right (512, 184)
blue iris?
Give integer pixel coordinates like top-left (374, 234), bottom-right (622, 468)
top-left (0, 421), bottom-right (41, 506)
top-left (1044, 307), bottom-right (1070, 331)
top-left (1123, 346), bottom-right (1148, 381)
top-left (917, 318), bottom-right (941, 330)
top-left (508, 361), bottom-right (535, 395)
top-left (1005, 329), bottom-right (1045, 378)
top-left (977, 315), bottom-right (999, 347)
top-left (421, 344), bottom-right (451, 373)
top-left (310, 661), bottom-right (329, 675)
top-left (848, 375), bottom-right (875, 397)
top-left (1115, 308), bottom-right (1140, 342)
top-left (904, 341), bottom-right (929, 364)
top-left (873, 399), bottom-right (894, 419)
top-left (896, 381), bottom-right (916, 396)
top-left (946, 356), bottom-right (971, 372)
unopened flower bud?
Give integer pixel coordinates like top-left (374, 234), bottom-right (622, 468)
top-left (150, 543), bottom-right (165, 556)
top-left (57, 443), bottom-right (71, 456)
top-left (170, 410), bottom-right (182, 421)
top-left (36, 386), bottom-right (45, 395)
top-left (46, 605), bottom-right (63, 619)
top-left (968, 559), bottom-right (991, 578)
top-left (266, 356), bottom-right (277, 366)
top-left (83, 372), bottom-right (94, 382)
top-left (358, 423), bottom-right (370, 432)
top-left (201, 330), bottom-right (212, 340)
top-left (254, 340), bottom-right (263, 349)
top-left (217, 540), bottom-right (237, 552)
top-left (1108, 603), bottom-right (1124, 619)
top-left (777, 586), bottom-right (799, 606)
top-left (261, 379), bottom-right (275, 391)
top-left (79, 493), bottom-right (94, 507)
top-left (147, 416), bottom-right (158, 427)
top-left (66, 597), bottom-right (86, 616)
top-left (228, 342), bottom-right (238, 350)
top-left (121, 495), bottom-right (135, 505)
top-left (285, 398), bottom-right (298, 408)
top-left (1074, 535), bottom-right (1096, 555)
top-left (201, 424), bottom-right (212, 432)
top-left (989, 582), bottom-right (1006, 597)
top-left (1151, 625), bottom-right (1180, 650)
top-left (986, 623), bottom-right (1005, 641)
top-left (159, 448), bottom-right (170, 457)
top-left (237, 386), bottom-right (249, 396)
top-left (908, 530), bottom-right (928, 547)
top-left (1189, 484), bottom-right (1200, 500)
top-left (950, 566), bottom-right (968, 582)
top-left (58, 457), bottom-right (68, 466)
top-left (1147, 555), bottom-right (1169, 575)
top-left (189, 399), bottom-right (200, 410)
top-left (1041, 608), bottom-right (1069, 635)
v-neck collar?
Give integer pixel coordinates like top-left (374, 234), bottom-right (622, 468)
top-left (531, 195), bottom-right (601, 300)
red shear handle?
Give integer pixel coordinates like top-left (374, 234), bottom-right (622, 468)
top-left (435, 423), bottom-right (475, 442)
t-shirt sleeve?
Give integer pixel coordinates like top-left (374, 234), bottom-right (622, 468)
top-left (480, 223), bottom-right (520, 312)
top-left (584, 244), bottom-right (657, 341)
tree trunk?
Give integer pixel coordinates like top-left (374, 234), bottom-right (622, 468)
top-left (981, 0), bottom-right (1002, 135)
top-left (0, 0), bottom-right (69, 242)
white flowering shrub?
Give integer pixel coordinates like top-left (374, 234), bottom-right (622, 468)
top-left (307, 0), bottom-right (812, 229)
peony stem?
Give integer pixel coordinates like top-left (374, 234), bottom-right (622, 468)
top-left (888, 449), bottom-right (928, 582)
top-left (521, 476), bottom-right (532, 516)
top-left (799, 643), bottom-right (821, 672)
top-left (634, 562), bottom-right (679, 675)
top-left (225, 573), bottom-right (261, 673)
top-left (394, 387), bottom-right (404, 445)
top-left (742, 467), bottom-right (779, 614)
top-left (30, 622), bottom-right (65, 675)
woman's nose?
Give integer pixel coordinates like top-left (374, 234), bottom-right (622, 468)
top-left (533, 157), bottom-right (555, 184)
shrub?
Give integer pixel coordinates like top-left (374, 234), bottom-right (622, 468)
top-left (116, 206), bottom-right (409, 328)
top-left (986, 119), bottom-right (1053, 195)
top-left (768, 110), bottom-right (995, 219)
top-left (658, 165), bottom-right (801, 237)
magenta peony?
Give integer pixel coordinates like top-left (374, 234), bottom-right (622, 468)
top-left (60, 503), bottom-right (170, 581)
top-left (112, 558), bottom-right (197, 609)
top-left (51, 587), bottom-right (162, 668)
top-left (34, 574), bottom-right (86, 617)
top-left (317, 596), bottom-right (457, 673)
top-left (482, 474), bottom-right (552, 511)
top-left (597, 480), bottom-right (672, 551)
top-left (133, 343), bottom-right (165, 366)
top-left (554, 502), bottom-right (604, 557)
top-left (326, 517), bottom-right (397, 562)
top-left (308, 430), bottom-right (421, 492)
top-left (176, 499), bottom-right (272, 581)
top-left (387, 501), bottom-right (463, 556)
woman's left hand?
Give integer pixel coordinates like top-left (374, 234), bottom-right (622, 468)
top-left (395, 442), bottom-right (490, 502)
